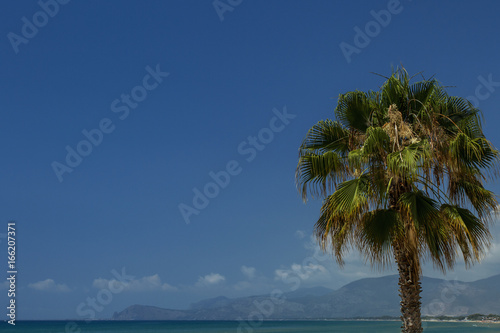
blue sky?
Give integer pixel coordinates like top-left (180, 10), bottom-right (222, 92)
top-left (2, 0), bottom-right (500, 320)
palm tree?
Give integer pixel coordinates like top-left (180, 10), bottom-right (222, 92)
top-left (296, 68), bottom-right (499, 333)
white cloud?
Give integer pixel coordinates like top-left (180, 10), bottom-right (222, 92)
top-left (275, 263), bottom-right (328, 282)
top-left (233, 280), bottom-right (253, 290)
top-left (483, 242), bottom-right (500, 264)
top-left (295, 230), bottom-right (306, 239)
top-left (196, 273), bottom-right (225, 287)
top-left (28, 279), bottom-right (70, 292)
top-left (483, 223), bottom-right (500, 262)
top-left (241, 266), bottom-right (256, 279)
top-left (92, 274), bottom-right (177, 292)
top-left (272, 234), bottom-right (394, 290)
top-left (92, 278), bottom-right (110, 289)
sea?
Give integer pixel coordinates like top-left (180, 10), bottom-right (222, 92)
top-left (1, 320), bottom-right (499, 333)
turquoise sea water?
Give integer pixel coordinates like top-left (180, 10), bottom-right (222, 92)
top-left (1, 320), bottom-right (499, 332)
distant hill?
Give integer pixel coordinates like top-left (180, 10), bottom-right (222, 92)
top-left (112, 274), bottom-right (500, 320)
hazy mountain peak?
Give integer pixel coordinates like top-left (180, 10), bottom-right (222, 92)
top-left (112, 274), bottom-right (500, 320)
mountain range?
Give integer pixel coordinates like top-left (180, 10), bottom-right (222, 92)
top-left (112, 274), bottom-right (500, 320)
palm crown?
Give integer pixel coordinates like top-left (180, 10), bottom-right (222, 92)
top-left (296, 68), bottom-right (498, 281)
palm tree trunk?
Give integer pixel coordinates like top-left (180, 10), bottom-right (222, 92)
top-left (395, 246), bottom-right (423, 333)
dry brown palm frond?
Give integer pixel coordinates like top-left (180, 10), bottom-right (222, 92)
top-left (382, 104), bottom-right (415, 150)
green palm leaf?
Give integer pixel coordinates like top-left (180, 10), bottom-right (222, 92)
top-left (325, 175), bottom-right (371, 220)
top-left (363, 126), bottom-right (391, 157)
top-left (440, 204), bottom-right (491, 265)
top-left (335, 91), bottom-right (374, 132)
top-left (299, 119), bottom-right (350, 154)
top-left (449, 176), bottom-right (498, 218)
top-left (297, 150), bottom-right (346, 200)
top-left (387, 140), bottom-right (431, 181)
top-left (360, 209), bottom-right (400, 266)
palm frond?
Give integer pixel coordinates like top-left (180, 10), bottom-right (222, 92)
top-left (387, 140), bottom-right (431, 181)
top-left (398, 191), bottom-right (455, 272)
top-left (315, 198), bottom-right (353, 266)
top-left (449, 133), bottom-right (499, 171)
top-left (335, 91), bottom-right (374, 132)
top-left (360, 209), bottom-right (400, 267)
top-left (440, 204), bottom-right (491, 265)
top-left (326, 175), bottom-right (371, 219)
top-left (299, 119), bottom-right (350, 154)
top-left (363, 126), bottom-right (390, 157)
top-left (296, 150), bottom-right (347, 200)
top-left (408, 80), bottom-right (438, 115)
top-left (398, 191), bottom-right (440, 230)
top-left (448, 175), bottom-right (498, 219)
